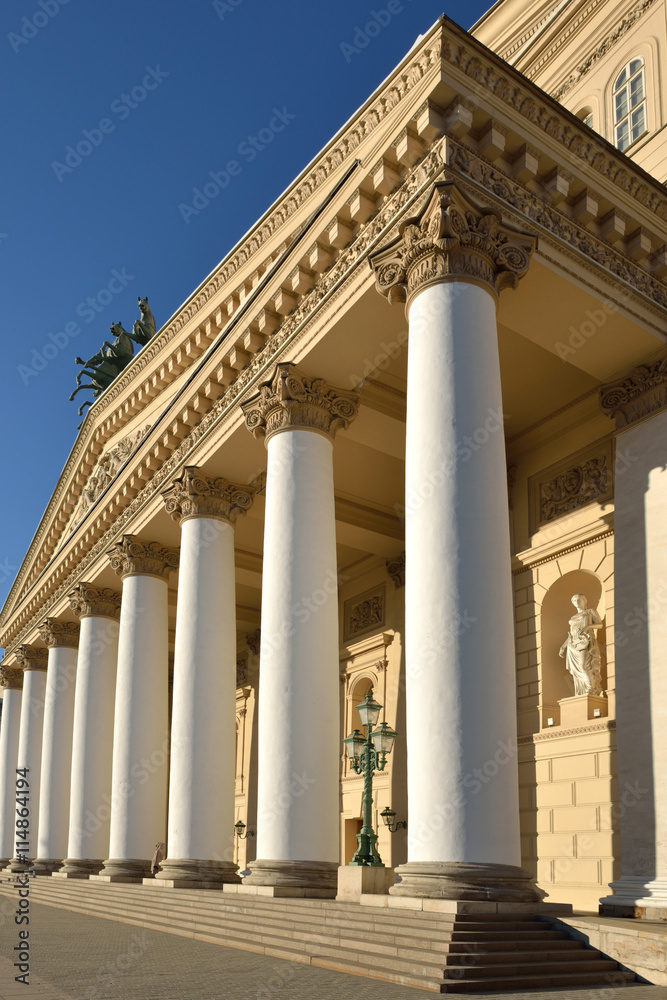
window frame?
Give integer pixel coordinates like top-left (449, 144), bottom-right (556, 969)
top-left (612, 57), bottom-right (648, 152)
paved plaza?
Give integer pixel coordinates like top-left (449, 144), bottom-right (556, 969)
top-left (0, 900), bottom-right (665, 1000)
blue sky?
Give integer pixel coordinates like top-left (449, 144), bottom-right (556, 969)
top-left (0, 0), bottom-right (491, 615)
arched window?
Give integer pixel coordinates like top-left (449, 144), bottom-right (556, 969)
top-left (613, 58), bottom-right (647, 151)
top-left (576, 107), bottom-right (594, 129)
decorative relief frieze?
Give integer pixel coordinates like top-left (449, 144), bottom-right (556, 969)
top-left (14, 645), bottom-right (48, 672)
top-left (236, 652), bottom-right (248, 687)
top-left (38, 618), bottom-right (80, 649)
top-left (162, 467), bottom-right (256, 525)
top-left (107, 536), bottom-right (179, 581)
top-left (68, 583), bottom-right (121, 621)
top-left (386, 551), bottom-right (405, 588)
top-left (370, 180), bottom-right (535, 305)
top-left (599, 356), bottom-right (667, 429)
top-left (242, 362), bottom-right (359, 443)
top-left (528, 440), bottom-right (613, 533)
top-left (246, 628), bottom-right (261, 655)
top-left (344, 584), bottom-right (386, 642)
top-left (71, 425), bottom-right (151, 528)
top-left (0, 666), bottom-right (23, 689)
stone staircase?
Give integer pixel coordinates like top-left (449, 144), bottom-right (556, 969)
top-left (0, 876), bottom-right (639, 992)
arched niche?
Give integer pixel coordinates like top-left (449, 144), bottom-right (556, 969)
top-left (540, 570), bottom-right (607, 722)
top-left (348, 674), bottom-right (376, 734)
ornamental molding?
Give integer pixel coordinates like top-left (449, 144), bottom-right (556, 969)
top-left (6, 20), bottom-right (667, 631)
top-left (552, 0), bottom-right (659, 101)
top-left (386, 551), bottom-right (405, 588)
top-left (242, 362), bottom-right (359, 443)
top-left (518, 719), bottom-right (615, 744)
top-left (107, 536), bottom-right (179, 581)
top-left (528, 439), bottom-right (614, 532)
top-left (68, 583), bottom-right (121, 621)
top-left (370, 180), bottom-right (535, 305)
top-left (14, 645), bottom-right (48, 672)
top-left (162, 467), bottom-right (256, 525)
top-left (70, 425), bottom-right (151, 530)
top-left (0, 666), bottom-right (23, 690)
top-left (343, 584), bottom-right (386, 643)
top-left (599, 356), bottom-right (667, 429)
top-left (446, 143), bottom-right (667, 311)
top-left (38, 618), bottom-right (80, 649)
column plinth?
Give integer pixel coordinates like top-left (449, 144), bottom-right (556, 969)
top-left (99, 537), bottom-right (177, 881)
top-left (370, 182), bottom-right (542, 904)
top-left (0, 667), bottom-right (23, 868)
top-left (58, 583), bottom-right (121, 878)
top-left (157, 468), bottom-right (256, 886)
top-left (241, 364), bottom-right (358, 892)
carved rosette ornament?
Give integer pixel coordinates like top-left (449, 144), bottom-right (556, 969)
top-left (242, 362), bottom-right (359, 444)
top-left (369, 181), bottom-right (536, 307)
top-left (68, 583), bottom-right (122, 621)
top-left (162, 467), bottom-right (256, 525)
top-left (0, 665), bottom-right (23, 690)
top-left (599, 355), bottom-right (667, 428)
top-left (14, 645), bottom-right (49, 672)
top-left (38, 618), bottom-right (80, 649)
top-left (107, 535), bottom-right (179, 581)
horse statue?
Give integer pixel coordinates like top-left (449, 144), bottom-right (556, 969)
top-left (131, 296), bottom-right (156, 346)
top-left (69, 322), bottom-right (135, 418)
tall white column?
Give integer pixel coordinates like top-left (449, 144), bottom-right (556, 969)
top-left (59, 584), bottom-right (121, 877)
top-left (370, 181), bottom-right (541, 901)
top-left (33, 619), bottom-right (80, 873)
top-left (599, 370), bottom-right (667, 920)
top-left (5, 646), bottom-right (48, 872)
top-left (96, 536), bottom-right (178, 881)
top-left (242, 363), bottom-right (358, 892)
top-left (0, 667), bottom-right (24, 866)
top-left (156, 468), bottom-right (256, 885)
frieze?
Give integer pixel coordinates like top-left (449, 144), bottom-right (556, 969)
top-left (344, 584), bottom-right (386, 642)
top-left (236, 653), bottom-right (248, 687)
top-left (246, 628), bottom-right (261, 655)
top-left (528, 440), bottom-right (614, 533)
top-left (599, 356), bottom-right (667, 428)
top-left (70, 425), bottom-right (151, 529)
top-left (162, 467), bottom-right (256, 525)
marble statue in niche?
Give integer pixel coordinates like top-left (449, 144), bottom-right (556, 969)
top-left (558, 593), bottom-right (604, 696)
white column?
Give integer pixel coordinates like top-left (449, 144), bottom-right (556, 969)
top-left (96, 536), bottom-right (177, 881)
top-left (370, 181), bottom-right (541, 901)
top-left (241, 364), bottom-right (358, 892)
top-left (59, 585), bottom-right (121, 877)
top-left (599, 383), bottom-right (667, 919)
top-left (33, 620), bottom-right (79, 873)
top-left (157, 468), bottom-right (256, 885)
top-left (5, 646), bottom-right (48, 871)
top-left (0, 668), bottom-right (24, 865)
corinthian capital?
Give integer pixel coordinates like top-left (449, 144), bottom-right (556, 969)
top-left (0, 666), bottom-right (23, 690)
top-left (162, 467), bottom-right (257, 525)
top-left (69, 583), bottom-right (122, 620)
top-left (14, 645), bottom-right (48, 672)
top-left (107, 535), bottom-right (179, 581)
top-left (38, 618), bottom-right (80, 649)
top-left (370, 180), bottom-right (536, 307)
top-left (242, 362), bottom-right (359, 443)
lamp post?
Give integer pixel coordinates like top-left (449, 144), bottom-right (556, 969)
top-left (343, 693), bottom-right (397, 866)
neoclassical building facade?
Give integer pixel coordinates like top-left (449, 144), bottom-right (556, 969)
top-left (1, 0), bottom-right (666, 920)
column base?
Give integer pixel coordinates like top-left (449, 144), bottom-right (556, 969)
top-left (600, 877), bottom-right (667, 921)
top-left (55, 859), bottom-right (105, 877)
top-left (4, 858), bottom-right (30, 874)
top-left (389, 861), bottom-right (545, 902)
top-left (31, 859), bottom-right (63, 875)
top-left (242, 858), bottom-right (338, 893)
top-left (154, 859), bottom-right (240, 886)
top-left (94, 858), bottom-right (151, 881)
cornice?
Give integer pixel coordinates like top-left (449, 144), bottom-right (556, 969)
top-left (518, 719), bottom-right (615, 743)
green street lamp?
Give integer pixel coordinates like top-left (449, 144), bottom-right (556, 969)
top-left (380, 806), bottom-right (407, 833)
top-left (343, 693), bottom-right (397, 866)
top-left (234, 820), bottom-right (254, 840)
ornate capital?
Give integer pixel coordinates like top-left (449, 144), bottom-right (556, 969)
top-left (107, 535), bottom-right (179, 581)
top-left (599, 355), bottom-right (667, 429)
top-left (386, 551), bottom-right (405, 588)
top-left (0, 666), bottom-right (23, 690)
top-left (242, 362), bottom-right (359, 444)
top-left (369, 181), bottom-right (536, 307)
top-left (38, 618), bottom-right (80, 649)
top-left (162, 467), bottom-right (256, 525)
top-left (14, 645), bottom-right (48, 672)
top-left (68, 583), bottom-right (122, 620)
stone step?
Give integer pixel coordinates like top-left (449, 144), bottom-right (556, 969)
top-left (450, 928), bottom-right (568, 941)
top-left (441, 959), bottom-right (621, 980)
top-left (447, 937), bottom-right (583, 952)
top-left (443, 947), bottom-right (606, 966)
top-left (436, 970), bottom-right (637, 993)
